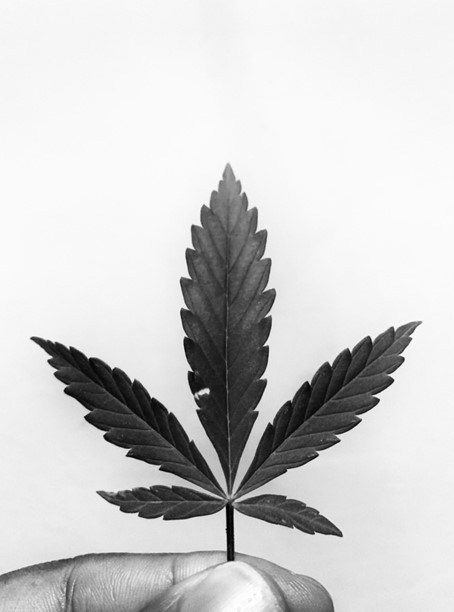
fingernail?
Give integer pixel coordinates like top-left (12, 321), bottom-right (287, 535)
top-left (148, 561), bottom-right (288, 612)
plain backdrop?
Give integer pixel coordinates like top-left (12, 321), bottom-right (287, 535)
top-left (1, 2), bottom-right (453, 610)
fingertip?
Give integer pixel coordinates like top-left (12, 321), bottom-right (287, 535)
top-left (279, 573), bottom-right (334, 612)
top-left (236, 554), bottom-right (334, 612)
top-left (147, 561), bottom-right (289, 612)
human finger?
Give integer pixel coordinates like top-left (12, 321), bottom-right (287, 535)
top-left (0, 551), bottom-right (333, 612)
top-left (148, 556), bottom-right (334, 612)
top-left (0, 552), bottom-right (223, 612)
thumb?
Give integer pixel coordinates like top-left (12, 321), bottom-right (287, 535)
top-left (147, 561), bottom-right (289, 612)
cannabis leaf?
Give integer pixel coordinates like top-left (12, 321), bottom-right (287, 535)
top-left (181, 164), bottom-right (275, 493)
top-left (234, 495), bottom-right (342, 536)
top-left (31, 337), bottom-right (223, 496)
top-left (236, 321), bottom-right (420, 497)
top-left (32, 165), bottom-right (420, 561)
top-left (98, 486), bottom-right (226, 520)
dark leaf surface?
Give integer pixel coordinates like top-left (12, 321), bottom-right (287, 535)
top-left (181, 164), bottom-right (275, 492)
top-left (237, 322), bottom-right (421, 497)
top-left (234, 494), bottom-right (342, 536)
top-left (99, 485), bottom-right (226, 519)
top-left (32, 337), bottom-right (223, 496)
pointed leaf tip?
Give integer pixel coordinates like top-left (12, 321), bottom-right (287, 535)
top-left (223, 163), bottom-right (235, 182)
top-left (96, 490), bottom-right (112, 500)
top-left (399, 320), bottom-right (422, 334)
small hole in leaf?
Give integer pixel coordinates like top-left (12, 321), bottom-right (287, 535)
top-left (194, 388), bottom-right (210, 401)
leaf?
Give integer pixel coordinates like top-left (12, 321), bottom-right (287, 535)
top-left (98, 485), bottom-right (226, 520)
top-left (234, 494), bottom-right (342, 536)
top-left (31, 337), bottom-right (224, 497)
top-left (181, 164), bottom-right (275, 492)
top-left (236, 321), bottom-right (421, 497)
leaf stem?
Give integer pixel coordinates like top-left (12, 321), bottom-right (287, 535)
top-left (226, 502), bottom-right (235, 561)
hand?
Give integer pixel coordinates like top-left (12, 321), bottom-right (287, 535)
top-left (0, 551), bottom-right (334, 612)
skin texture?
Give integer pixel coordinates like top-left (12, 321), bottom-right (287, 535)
top-left (0, 552), bottom-right (334, 612)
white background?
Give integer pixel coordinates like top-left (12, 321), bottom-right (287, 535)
top-left (1, 1), bottom-right (453, 610)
